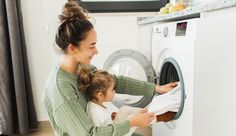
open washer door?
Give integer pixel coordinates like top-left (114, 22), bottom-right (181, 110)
top-left (103, 49), bottom-right (156, 108)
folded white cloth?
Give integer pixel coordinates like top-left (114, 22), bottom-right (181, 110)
top-left (148, 83), bottom-right (181, 116)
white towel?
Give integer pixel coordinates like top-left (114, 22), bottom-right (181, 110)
top-left (148, 83), bottom-right (182, 116)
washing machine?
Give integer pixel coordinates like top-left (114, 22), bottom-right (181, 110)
top-left (151, 9), bottom-right (236, 136)
top-left (151, 18), bottom-right (198, 136)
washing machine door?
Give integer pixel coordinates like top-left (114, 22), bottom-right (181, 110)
top-left (103, 49), bottom-right (156, 108)
top-left (157, 57), bottom-right (185, 120)
top-left (153, 57), bottom-right (186, 136)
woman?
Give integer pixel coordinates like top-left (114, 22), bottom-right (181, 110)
top-left (42, 1), bottom-right (177, 136)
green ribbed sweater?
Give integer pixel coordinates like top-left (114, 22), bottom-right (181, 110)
top-left (42, 65), bottom-right (155, 136)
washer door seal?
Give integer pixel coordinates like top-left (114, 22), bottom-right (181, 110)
top-left (158, 57), bottom-right (185, 119)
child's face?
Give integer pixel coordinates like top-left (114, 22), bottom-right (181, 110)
top-left (104, 82), bottom-right (115, 102)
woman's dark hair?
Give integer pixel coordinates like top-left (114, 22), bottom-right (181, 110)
top-left (55, 0), bottom-right (94, 53)
top-left (78, 67), bottom-right (114, 102)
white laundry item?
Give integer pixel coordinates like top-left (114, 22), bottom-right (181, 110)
top-left (169, 82), bottom-right (181, 95)
top-left (148, 83), bottom-right (182, 116)
top-left (148, 95), bottom-right (180, 115)
top-left (115, 106), bottom-right (140, 136)
top-left (86, 101), bottom-right (137, 136)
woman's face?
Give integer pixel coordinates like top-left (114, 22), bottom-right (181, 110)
top-left (74, 29), bottom-right (98, 64)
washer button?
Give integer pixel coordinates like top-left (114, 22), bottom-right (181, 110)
top-left (163, 27), bottom-right (168, 37)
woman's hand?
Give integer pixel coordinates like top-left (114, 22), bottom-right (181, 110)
top-left (129, 108), bottom-right (154, 127)
top-left (156, 82), bottom-right (178, 94)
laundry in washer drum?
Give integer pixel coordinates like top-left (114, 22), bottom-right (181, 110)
top-left (148, 83), bottom-right (181, 119)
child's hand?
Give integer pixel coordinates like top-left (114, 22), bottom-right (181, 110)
top-left (111, 112), bottom-right (117, 120)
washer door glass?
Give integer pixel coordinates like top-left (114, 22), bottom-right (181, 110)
top-left (103, 49), bottom-right (156, 108)
top-left (107, 58), bottom-right (147, 81)
top-left (107, 58), bottom-right (146, 105)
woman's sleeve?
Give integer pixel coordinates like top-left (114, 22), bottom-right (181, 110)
top-left (113, 75), bottom-right (156, 97)
top-left (87, 64), bottom-right (155, 97)
top-left (54, 98), bottom-right (130, 136)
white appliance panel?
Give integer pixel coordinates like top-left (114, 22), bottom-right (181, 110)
top-left (151, 19), bottom-right (198, 136)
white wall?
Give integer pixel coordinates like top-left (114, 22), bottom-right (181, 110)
top-left (21, 0), bottom-right (154, 121)
top-left (92, 14), bottom-right (153, 68)
top-left (21, 0), bottom-right (66, 121)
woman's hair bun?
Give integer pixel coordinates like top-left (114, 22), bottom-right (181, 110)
top-left (59, 0), bottom-right (89, 23)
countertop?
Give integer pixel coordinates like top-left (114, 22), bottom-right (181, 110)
top-left (137, 0), bottom-right (236, 25)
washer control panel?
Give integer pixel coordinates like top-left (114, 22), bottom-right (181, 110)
top-left (154, 26), bottom-right (170, 38)
top-left (153, 21), bottom-right (188, 38)
top-left (176, 22), bottom-right (187, 36)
